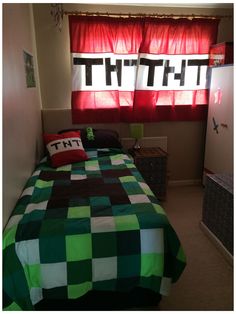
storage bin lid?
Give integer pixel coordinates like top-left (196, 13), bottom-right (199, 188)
top-left (207, 173), bottom-right (233, 194)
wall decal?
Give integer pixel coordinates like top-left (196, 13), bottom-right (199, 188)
top-left (214, 87), bottom-right (222, 104)
top-left (23, 51), bottom-right (36, 88)
top-left (212, 117), bottom-right (219, 134)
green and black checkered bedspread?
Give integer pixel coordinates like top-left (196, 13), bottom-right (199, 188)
top-left (3, 148), bottom-right (186, 310)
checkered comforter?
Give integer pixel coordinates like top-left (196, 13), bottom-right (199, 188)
top-left (3, 148), bottom-right (186, 310)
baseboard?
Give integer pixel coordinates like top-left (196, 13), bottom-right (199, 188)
top-left (168, 179), bottom-right (201, 186)
top-left (199, 221), bottom-right (233, 266)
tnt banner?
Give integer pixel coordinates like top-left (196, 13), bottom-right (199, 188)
top-left (69, 16), bottom-right (219, 123)
top-left (72, 53), bottom-right (138, 93)
top-left (72, 53), bottom-right (209, 92)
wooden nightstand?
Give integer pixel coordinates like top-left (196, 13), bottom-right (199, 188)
top-left (128, 147), bottom-right (168, 201)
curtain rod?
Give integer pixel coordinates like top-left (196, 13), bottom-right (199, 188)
top-left (63, 10), bottom-right (231, 20)
top-left (50, 4), bottom-right (232, 31)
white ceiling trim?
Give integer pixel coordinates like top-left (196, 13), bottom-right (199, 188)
top-left (69, 1), bottom-right (234, 9)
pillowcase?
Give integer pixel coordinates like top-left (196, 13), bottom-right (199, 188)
top-left (58, 128), bottom-right (122, 149)
top-left (43, 131), bottom-right (88, 168)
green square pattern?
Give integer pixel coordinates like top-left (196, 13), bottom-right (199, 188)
top-left (115, 215), bottom-right (140, 231)
top-left (39, 236), bottom-right (66, 263)
top-left (117, 255), bottom-right (141, 278)
top-left (67, 260), bottom-right (92, 284)
top-left (68, 206), bottom-right (91, 218)
top-left (92, 232), bottom-right (117, 258)
top-left (66, 234), bottom-right (92, 261)
top-left (3, 148), bottom-right (186, 310)
top-left (24, 264), bottom-right (41, 288)
top-left (68, 282), bottom-right (92, 299)
top-left (141, 253), bottom-right (164, 277)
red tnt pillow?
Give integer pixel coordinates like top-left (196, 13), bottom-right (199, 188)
top-left (43, 131), bottom-right (88, 167)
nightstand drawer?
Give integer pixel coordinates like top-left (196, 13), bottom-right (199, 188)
top-left (136, 158), bottom-right (166, 178)
top-left (136, 157), bottom-right (166, 172)
top-left (141, 171), bottom-right (166, 185)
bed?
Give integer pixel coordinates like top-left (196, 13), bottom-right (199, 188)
top-left (3, 129), bottom-right (186, 310)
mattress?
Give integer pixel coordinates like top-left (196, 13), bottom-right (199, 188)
top-left (3, 148), bottom-right (186, 310)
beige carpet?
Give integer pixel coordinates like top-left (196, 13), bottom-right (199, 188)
top-left (157, 185), bottom-right (233, 311)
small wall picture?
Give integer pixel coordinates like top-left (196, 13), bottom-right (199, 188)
top-left (23, 50), bottom-right (36, 88)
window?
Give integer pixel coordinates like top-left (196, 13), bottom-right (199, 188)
top-left (69, 16), bottom-right (219, 123)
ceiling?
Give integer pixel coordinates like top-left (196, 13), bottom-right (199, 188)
top-left (76, 1), bottom-right (234, 9)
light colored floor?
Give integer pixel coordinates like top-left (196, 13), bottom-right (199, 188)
top-left (157, 185), bottom-right (233, 311)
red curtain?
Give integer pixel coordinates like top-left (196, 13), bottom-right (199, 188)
top-left (69, 16), bottom-right (219, 123)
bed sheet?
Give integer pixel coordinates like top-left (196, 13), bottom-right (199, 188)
top-left (3, 148), bottom-right (186, 310)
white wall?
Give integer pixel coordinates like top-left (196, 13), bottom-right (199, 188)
top-left (3, 4), bottom-right (43, 228)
